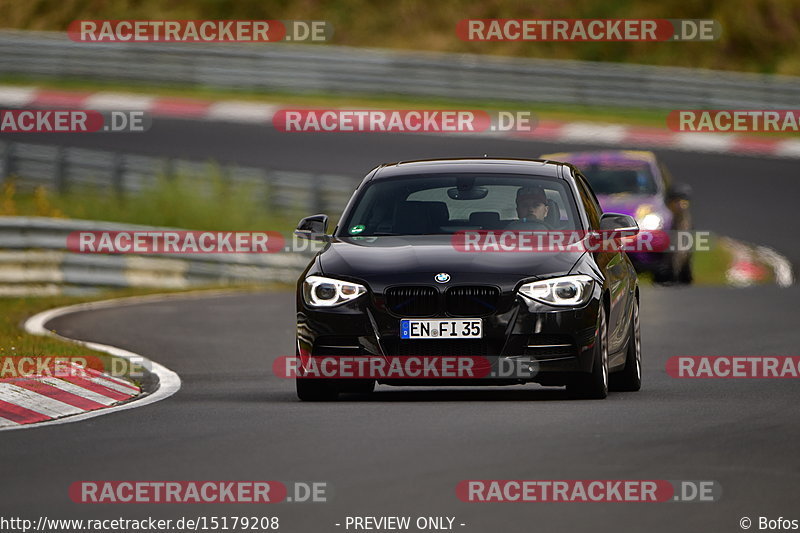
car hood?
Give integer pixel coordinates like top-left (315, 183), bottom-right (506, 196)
top-left (318, 235), bottom-right (584, 286)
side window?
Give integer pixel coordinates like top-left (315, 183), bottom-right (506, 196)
top-left (575, 172), bottom-right (602, 229)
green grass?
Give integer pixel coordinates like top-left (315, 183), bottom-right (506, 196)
top-left (1, 171), bottom-right (299, 233)
top-left (689, 236), bottom-right (735, 286)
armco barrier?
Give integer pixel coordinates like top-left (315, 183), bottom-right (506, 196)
top-left (0, 217), bottom-right (313, 295)
top-left (0, 140), bottom-right (358, 217)
top-left (1, 29), bottom-right (799, 110)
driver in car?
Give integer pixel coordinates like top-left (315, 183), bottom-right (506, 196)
top-left (507, 185), bottom-right (550, 229)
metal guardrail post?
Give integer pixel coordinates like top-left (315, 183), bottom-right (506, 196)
top-left (311, 175), bottom-right (323, 214)
top-left (111, 152), bottom-right (125, 197)
top-left (264, 170), bottom-right (278, 214)
top-left (53, 145), bottom-right (67, 193)
top-left (1, 142), bottom-right (14, 183)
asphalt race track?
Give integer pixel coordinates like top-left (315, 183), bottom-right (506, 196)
top-left (1, 117), bottom-right (798, 532)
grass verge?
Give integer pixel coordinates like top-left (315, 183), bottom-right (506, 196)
top-left (0, 173), bottom-right (299, 233)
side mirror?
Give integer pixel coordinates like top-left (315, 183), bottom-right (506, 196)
top-left (295, 214), bottom-right (329, 241)
top-left (667, 183), bottom-right (692, 202)
top-left (599, 212), bottom-right (639, 238)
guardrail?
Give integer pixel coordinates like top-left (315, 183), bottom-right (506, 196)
top-left (0, 140), bottom-right (358, 216)
top-left (0, 216), bottom-right (315, 296)
top-left (1, 30), bottom-right (799, 109)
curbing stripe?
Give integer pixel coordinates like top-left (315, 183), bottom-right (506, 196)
top-left (64, 361), bottom-right (140, 390)
top-left (0, 414), bottom-right (19, 426)
top-left (1, 85), bottom-right (799, 159)
top-left (0, 86), bottom-right (38, 106)
top-left (0, 383), bottom-right (85, 418)
top-left (37, 376), bottom-right (119, 405)
top-left (83, 92), bottom-right (156, 111)
top-left (12, 379), bottom-right (108, 410)
top-left (0, 400), bottom-right (50, 425)
top-left (30, 89), bottom-right (93, 107)
top-left (56, 374), bottom-right (134, 401)
top-left (2, 290), bottom-right (208, 431)
top-left (87, 375), bottom-right (140, 395)
top-left (207, 101), bottom-right (277, 122)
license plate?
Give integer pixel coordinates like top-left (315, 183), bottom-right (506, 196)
top-left (400, 319), bottom-right (482, 339)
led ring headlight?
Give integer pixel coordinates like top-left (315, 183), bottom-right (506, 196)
top-left (303, 275), bottom-right (367, 307)
top-left (517, 274), bottom-right (595, 306)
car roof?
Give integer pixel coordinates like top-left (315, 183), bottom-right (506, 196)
top-left (539, 150), bottom-right (657, 165)
top-left (370, 158), bottom-right (567, 180)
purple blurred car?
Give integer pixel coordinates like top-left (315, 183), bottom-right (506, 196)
top-left (540, 150), bottom-right (693, 284)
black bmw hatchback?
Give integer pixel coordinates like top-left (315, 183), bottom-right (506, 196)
top-left (295, 158), bottom-right (642, 400)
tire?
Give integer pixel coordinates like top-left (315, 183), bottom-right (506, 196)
top-left (610, 298), bottom-right (641, 392)
top-left (653, 254), bottom-right (676, 284)
top-left (296, 378), bottom-right (338, 401)
top-left (567, 306), bottom-right (609, 400)
top-left (677, 256), bottom-right (693, 285)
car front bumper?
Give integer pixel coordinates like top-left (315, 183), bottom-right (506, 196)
top-left (296, 284), bottom-right (601, 386)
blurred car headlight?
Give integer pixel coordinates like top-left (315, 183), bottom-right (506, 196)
top-left (639, 213), bottom-right (664, 230)
top-left (635, 205), bottom-right (663, 230)
top-left (303, 275), bottom-right (366, 307)
top-left (518, 275), bottom-right (594, 307)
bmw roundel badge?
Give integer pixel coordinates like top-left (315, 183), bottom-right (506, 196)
top-left (435, 272), bottom-right (451, 283)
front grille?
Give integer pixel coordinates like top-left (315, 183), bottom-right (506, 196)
top-left (384, 339), bottom-right (494, 357)
top-left (385, 286), bottom-right (438, 317)
top-left (445, 286), bottom-right (500, 316)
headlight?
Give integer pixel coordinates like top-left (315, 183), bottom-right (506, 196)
top-left (639, 213), bottom-right (663, 230)
top-left (635, 205), bottom-right (663, 231)
top-left (303, 275), bottom-right (367, 307)
top-left (518, 275), bottom-right (595, 307)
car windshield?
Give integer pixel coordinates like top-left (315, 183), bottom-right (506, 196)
top-left (338, 174), bottom-right (581, 236)
top-left (580, 163), bottom-right (658, 195)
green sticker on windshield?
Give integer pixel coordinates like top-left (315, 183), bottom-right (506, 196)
top-left (350, 224), bottom-right (365, 234)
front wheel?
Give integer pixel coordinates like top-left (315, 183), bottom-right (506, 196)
top-left (677, 256), bottom-right (693, 285)
top-left (653, 254), bottom-right (676, 284)
top-left (567, 306), bottom-right (608, 400)
top-left (610, 298), bottom-right (642, 392)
